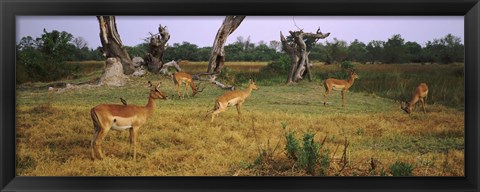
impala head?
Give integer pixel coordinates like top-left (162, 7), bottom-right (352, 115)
top-left (191, 82), bottom-right (205, 97)
top-left (248, 79), bottom-right (259, 90)
top-left (349, 70), bottom-right (359, 80)
top-left (148, 81), bottom-right (168, 100)
top-left (400, 101), bottom-right (411, 114)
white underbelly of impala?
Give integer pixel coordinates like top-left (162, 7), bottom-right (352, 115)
top-left (227, 98), bottom-right (241, 106)
top-left (332, 84), bottom-right (345, 91)
top-left (111, 117), bottom-right (133, 131)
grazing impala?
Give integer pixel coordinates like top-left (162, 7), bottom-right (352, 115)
top-left (401, 83), bottom-right (429, 114)
top-left (173, 71), bottom-right (204, 99)
top-left (323, 70), bottom-right (359, 107)
top-left (207, 79), bottom-right (258, 122)
top-left (90, 81), bottom-right (168, 161)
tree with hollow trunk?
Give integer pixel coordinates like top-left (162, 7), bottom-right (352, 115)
top-left (97, 16), bottom-right (134, 75)
top-left (192, 16), bottom-right (245, 90)
top-left (207, 16), bottom-right (245, 74)
top-left (280, 28), bottom-right (330, 84)
top-left (144, 24), bottom-right (173, 74)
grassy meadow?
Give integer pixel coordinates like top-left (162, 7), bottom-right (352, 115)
top-left (15, 61), bottom-right (464, 176)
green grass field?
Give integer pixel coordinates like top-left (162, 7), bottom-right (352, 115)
top-left (15, 61), bottom-right (464, 176)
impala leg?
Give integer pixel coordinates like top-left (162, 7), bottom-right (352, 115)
top-left (91, 130), bottom-right (100, 160)
top-left (424, 95), bottom-right (427, 110)
top-left (420, 98), bottom-right (426, 113)
top-left (324, 90), bottom-right (330, 106)
top-left (184, 83), bottom-right (189, 98)
top-left (129, 128), bottom-right (138, 161)
top-left (341, 90), bottom-right (346, 107)
top-left (211, 106), bottom-right (226, 122)
top-left (176, 83), bottom-right (181, 99)
top-left (236, 103), bottom-right (242, 116)
top-left (94, 129), bottom-right (108, 160)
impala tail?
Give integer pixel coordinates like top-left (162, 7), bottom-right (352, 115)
top-left (90, 108), bottom-right (101, 160)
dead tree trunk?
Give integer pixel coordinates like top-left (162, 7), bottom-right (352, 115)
top-left (207, 16), bottom-right (245, 74)
top-left (97, 16), bottom-right (134, 75)
top-left (193, 16), bottom-right (245, 90)
top-left (144, 25), bottom-right (171, 73)
top-left (280, 28), bottom-right (330, 84)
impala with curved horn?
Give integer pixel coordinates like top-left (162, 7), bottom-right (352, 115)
top-left (323, 69), bottom-right (359, 107)
top-left (90, 81), bottom-right (168, 161)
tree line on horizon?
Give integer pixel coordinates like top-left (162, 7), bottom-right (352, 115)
top-left (16, 29), bottom-right (464, 83)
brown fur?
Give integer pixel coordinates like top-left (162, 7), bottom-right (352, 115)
top-left (90, 82), bottom-right (167, 161)
top-left (323, 71), bottom-right (359, 107)
top-left (208, 79), bottom-right (258, 122)
top-left (401, 83), bottom-right (429, 114)
top-left (173, 72), bottom-right (198, 99)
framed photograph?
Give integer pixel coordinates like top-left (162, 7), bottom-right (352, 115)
top-left (1, 0), bottom-right (479, 191)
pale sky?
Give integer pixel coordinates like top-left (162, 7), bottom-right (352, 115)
top-left (16, 16), bottom-right (464, 49)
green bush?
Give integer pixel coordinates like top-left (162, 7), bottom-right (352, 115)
top-left (284, 126), bottom-right (329, 175)
top-left (389, 161), bottom-right (414, 176)
top-left (285, 130), bottom-right (300, 161)
top-left (259, 55), bottom-right (290, 77)
top-left (341, 60), bottom-right (354, 70)
top-left (297, 132), bottom-right (321, 175)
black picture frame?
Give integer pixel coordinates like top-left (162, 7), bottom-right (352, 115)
top-left (1, 0), bottom-right (479, 191)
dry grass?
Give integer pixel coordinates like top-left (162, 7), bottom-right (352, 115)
top-left (178, 61), bottom-right (268, 74)
top-left (15, 63), bottom-right (464, 176)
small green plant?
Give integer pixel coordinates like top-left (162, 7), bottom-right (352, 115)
top-left (284, 130), bottom-right (300, 161)
top-left (318, 149), bottom-right (330, 175)
top-left (297, 132), bottom-right (320, 175)
top-left (253, 149), bottom-right (268, 166)
top-left (284, 127), bottom-right (329, 175)
top-left (389, 161), bottom-right (415, 176)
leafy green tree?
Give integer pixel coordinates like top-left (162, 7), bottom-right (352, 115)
top-left (16, 29), bottom-right (79, 82)
top-left (366, 40), bottom-right (384, 64)
top-left (383, 34), bottom-right (407, 64)
top-left (224, 42), bottom-right (245, 61)
top-left (197, 47), bottom-right (212, 61)
top-left (425, 34), bottom-right (464, 64)
top-left (404, 41), bottom-right (422, 63)
top-left (325, 38), bottom-right (348, 64)
top-left (251, 43), bottom-right (279, 61)
top-left (16, 36), bottom-right (42, 83)
top-left (164, 42), bottom-right (201, 61)
top-left (309, 43), bottom-right (327, 62)
top-left (347, 39), bottom-right (367, 63)
top-left (125, 42), bottom-right (149, 58)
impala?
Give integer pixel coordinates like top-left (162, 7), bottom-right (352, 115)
top-left (401, 83), bottom-right (429, 114)
top-left (207, 79), bottom-right (258, 122)
top-left (90, 81), bottom-right (168, 161)
top-left (173, 71), bottom-right (204, 99)
top-left (323, 70), bottom-right (359, 107)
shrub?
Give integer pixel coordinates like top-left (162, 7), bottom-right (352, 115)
top-left (297, 132), bottom-right (320, 175)
top-left (285, 130), bottom-right (300, 161)
top-left (341, 60), bottom-right (354, 70)
top-left (259, 55), bottom-right (290, 77)
top-left (283, 126), bottom-right (329, 175)
top-left (389, 161), bottom-right (415, 176)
